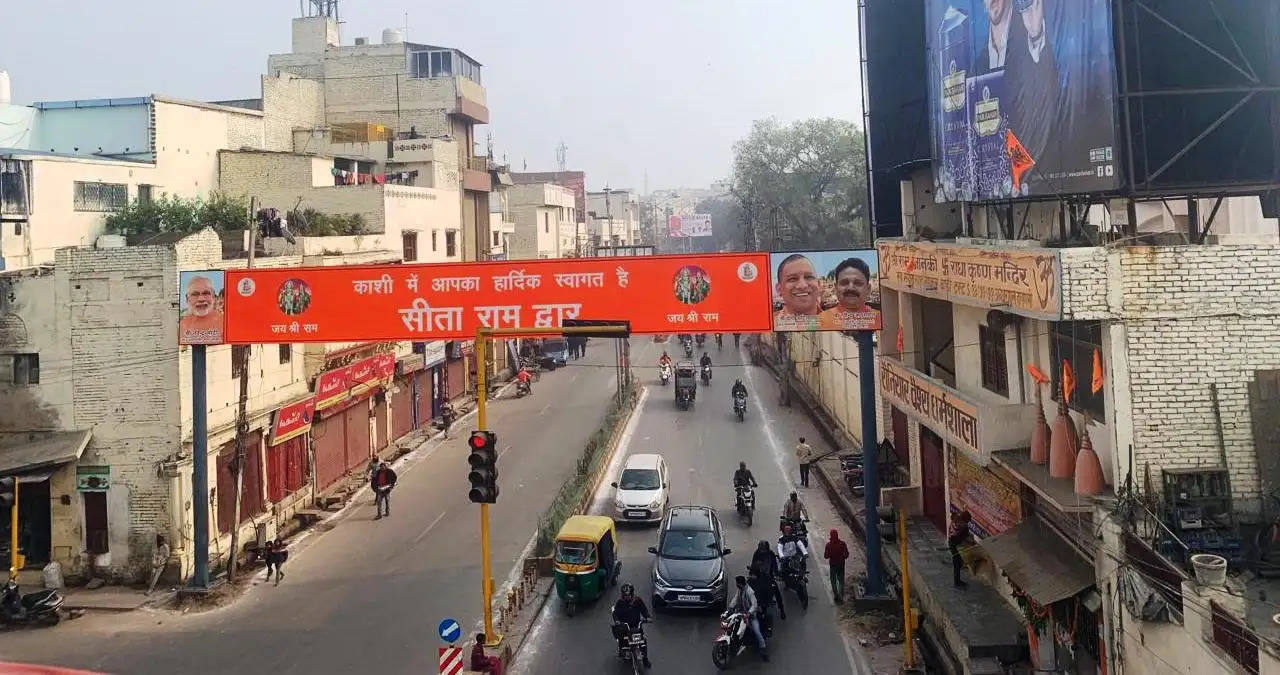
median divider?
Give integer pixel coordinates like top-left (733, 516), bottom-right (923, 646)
top-left (488, 378), bottom-right (641, 669)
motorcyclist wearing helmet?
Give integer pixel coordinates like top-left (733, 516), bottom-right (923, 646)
top-left (612, 583), bottom-right (651, 667)
top-left (733, 462), bottom-right (758, 490)
top-left (700, 352), bottom-right (713, 370)
top-left (731, 379), bottom-right (747, 400)
top-left (658, 351), bottom-right (672, 367)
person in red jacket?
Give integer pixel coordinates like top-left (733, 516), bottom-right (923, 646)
top-left (824, 529), bottom-right (850, 603)
top-left (471, 634), bottom-right (502, 674)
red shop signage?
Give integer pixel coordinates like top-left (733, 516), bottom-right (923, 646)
top-left (269, 396), bottom-right (316, 445)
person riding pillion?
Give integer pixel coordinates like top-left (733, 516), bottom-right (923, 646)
top-left (611, 584), bottom-right (652, 667)
top-left (750, 540), bottom-right (786, 620)
top-left (777, 525), bottom-right (809, 571)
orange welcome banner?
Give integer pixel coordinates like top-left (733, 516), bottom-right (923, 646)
top-left (222, 253), bottom-right (772, 344)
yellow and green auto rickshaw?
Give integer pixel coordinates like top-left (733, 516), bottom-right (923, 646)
top-left (553, 515), bottom-right (622, 616)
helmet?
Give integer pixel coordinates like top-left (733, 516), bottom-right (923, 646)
top-left (757, 540), bottom-right (770, 552)
top-left (739, 461), bottom-right (747, 470)
top-left (789, 491), bottom-right (798, 501)
top-left (620, 583), bottom-right (635, 598)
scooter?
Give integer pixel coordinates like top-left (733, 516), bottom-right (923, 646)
top-left (515, 379), bottom-right (531, 397)
top-left (733, 393), bottom-right (747, 422)
top-left (701, 364), bottom-right (712, 386)
top-left (0, 579), bottom-right (64, 626)
top-left (735, 485), bottom-right (755, 526)
top-left (659, 364), bottom-right (672, 386)
top-left (712, 609), bottom-right (765, 670)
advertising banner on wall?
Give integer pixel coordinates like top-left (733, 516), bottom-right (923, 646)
top-left (878, 240), bottom-right (1061, 319)
top-left (926, 0), bottom-right (1119, 201)
top-left (219, 253), bottom-right (771, 343)
top-left (769, 250), bottom-right (882, 332)
top-left (178, 270), bottom-right (226, 345)
top-left (667, 214), bottom-right (713, 238)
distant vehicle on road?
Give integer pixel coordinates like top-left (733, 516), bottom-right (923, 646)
top-left (612, 454), bottom-right (670, 524)
top-left (542, 338), bottom-right (569, 368)
top-left (649, 505), bottom-right (731, 610)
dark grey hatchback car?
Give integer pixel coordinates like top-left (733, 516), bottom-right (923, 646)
top-left (648, 505), bottom-right (731, 609)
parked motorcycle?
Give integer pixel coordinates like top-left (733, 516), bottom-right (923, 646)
top-left (612, 611), bottom-right (650, 675)
top-left (515, 379), bottom-right (531, 398)
top-left (733, 393), bottom-right (746, 422)
top-left (0, 579), bottom-right (63, 626)
top-left (659, 364), bottom-right (672, 386)
top-left (712, 609), bottom-right (765, 670)
top-left (778, 555), bottom-right (809, 610)
top-left (701, 364), bottom-right (712, 386)
top-left (735, 485), bottom-right (755, 527)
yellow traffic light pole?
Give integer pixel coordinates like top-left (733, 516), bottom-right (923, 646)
top-left (9, 480), bottom-right (18, 580)
top-left (473, 324), bottom-right (629, 646)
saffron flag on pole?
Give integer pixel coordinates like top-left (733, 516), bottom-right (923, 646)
top-left (1092, 347), bottom-right (1104, 394)
top-left (1007, 130), bottom-right (1036, 190)
top-left (1062, 359), bottom-right (1076, 404)
top-left (1026, 363), bottom-right (1049, 385)
top-left (896, 324), bottom-right (905, 355)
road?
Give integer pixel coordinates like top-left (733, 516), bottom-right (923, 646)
top-left (0, 339), bottom-right (626, 674)
top-left (514, 338), bottom-right (867, 675)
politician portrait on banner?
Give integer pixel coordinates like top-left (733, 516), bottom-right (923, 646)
top-left (769, 250), bottom-right (882, 332)
top-left (179, 270), bottom-right (226, 345)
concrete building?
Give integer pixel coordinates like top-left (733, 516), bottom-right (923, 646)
top-left (508, 182), bottom-right (576, 259)
top-left (488, 173), bottom-right (516, 260)
top-left (266, 14), bottom-right (492, 261)
top-left (587, 189), bottom-right (641, 247)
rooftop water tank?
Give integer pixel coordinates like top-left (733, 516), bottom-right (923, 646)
top-left (0, 71), bottom-right (10, 106)
top-left (382, 28), bottom-right (404, 44)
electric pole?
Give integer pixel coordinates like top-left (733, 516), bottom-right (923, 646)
top-left (228, 198), bottom-right (257, 582)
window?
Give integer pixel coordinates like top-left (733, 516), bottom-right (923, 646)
top-left (445, 231), bottom-right (457, 257)
top-left (544, 213), bottom-right (550, 233)
top-left (431, 230), bottom-right (439, 252)
top-left (12, 354), bottom-right (39, 385)
top-left (492, 231), bottom-right (500, 247)
top-left (402, 232), bottom-right (418, 262)
top-left (1050, 321), bottom-right (1106, 420)
top-left (137, 184), bottom-right (154, 204)
top-left (278, 344), bottom-right (292, 365)
top-left (232, 345), bottom-right (250, 379)
top-left (73, 181), bottom-right (128, 212)
top-left (979, 324), bottom-right (1009, 396)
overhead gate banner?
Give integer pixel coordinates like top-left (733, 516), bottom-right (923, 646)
top-left (221, 253), bottom-right (771, 343)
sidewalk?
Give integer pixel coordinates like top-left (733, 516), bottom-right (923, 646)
top-left (60, 585), bottom-right (174, 612)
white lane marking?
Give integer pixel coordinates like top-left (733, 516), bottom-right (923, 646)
top-left (410, 510), bottom-right (448, 546)
top-left (590, 386), bottom-right (650, 514)
top-left (744, 364), bottom-right (871, 675)
top-left (538, 402), bottom-right (551, 415)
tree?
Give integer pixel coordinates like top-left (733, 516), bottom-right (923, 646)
top-left (730, 118), bottom-right (869, 249)
top-left (689, 195), bottom-right (747, 253)
top-left (286, 208), bottom-right (368, 236)
top-left (104, 192), bottom-right (248, 238)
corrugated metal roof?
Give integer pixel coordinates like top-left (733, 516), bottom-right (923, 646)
top-left (979, 518), bottom-right (1095, 605)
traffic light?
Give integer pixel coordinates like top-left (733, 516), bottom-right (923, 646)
top-left (467, 430), bottom-right (499, 504)
top-left (0, 477), bottom-right (13, 511)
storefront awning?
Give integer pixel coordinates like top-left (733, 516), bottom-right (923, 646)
top-left (0, 430), bottom-right (92, 475)
top-left (979, 518), bottom-right (1094, 606)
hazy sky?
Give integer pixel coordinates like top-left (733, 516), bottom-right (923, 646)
top-left (2, 0), bottom-right (862, 191)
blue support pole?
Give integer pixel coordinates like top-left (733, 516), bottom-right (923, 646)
top-left (858, 330), bottom-right (884, 596)
top-left (190, 345), bottom-right (210, 591)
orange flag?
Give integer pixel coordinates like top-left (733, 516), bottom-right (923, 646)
top-left (896, 324), bottom-right (905, 355)
top-left (1026, 364), bottom-right (1048, 385)
top-left (1007, 130), bottom-right (1035, 190)
top-left (1062, 359), bottom-right (1076, 403)
top-left (1092, 348), bottom-right (1104, 394)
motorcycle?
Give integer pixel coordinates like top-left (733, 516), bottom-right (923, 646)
top-left (659, 364), bottom-right (672, 386)
top-left (515, 379), bottom-right (531, 398)
top-left (778, 515), bottom-right (808, 539)
top-left (733, 393), bottom-right (746, 422)
top-left (612, 611), bottom-right (650, 675)
top-left (735, 485), bottom-right (755, 526)
top-left (518, 358), bottom-right (543, 381)
top-left (712, 609), bottom-right (764, 670)
top-left (701, 364), bottom-right (712, 385)
top-left (0, 579), bottom-right (63, 626)
top-left (778, 555), bottom-right (810, 610)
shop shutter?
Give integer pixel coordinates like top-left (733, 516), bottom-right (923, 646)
top-left (391, 378), bottom-right (414, 441)
top-left (313, 415), bottom-right (347, 490)
top-left (343, 402), bottom-right (371, 472)
top-left (374, 396), bottom-right (389, 452)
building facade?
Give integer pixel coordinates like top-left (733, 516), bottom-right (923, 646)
top-left (508, 182), bottom-right (577, 259)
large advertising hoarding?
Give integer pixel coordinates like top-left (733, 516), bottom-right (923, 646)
top-left (769, 250), bottom-right (882, 332)
top-left (179, 270), bottom-right (226, 345)
top-left (667, 214), bottom-right (713, 238)
top-left (212, 253), bottom-right (771, 343)
top-left (926, 0), bottom-right (1119, 202)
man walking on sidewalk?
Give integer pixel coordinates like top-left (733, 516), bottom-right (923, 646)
top-left (372, 461), bottom-right (398, 520)
top-left (795, 437), bottom-right (814, 488)
top-left (824, 529), bottom-right (850, 603)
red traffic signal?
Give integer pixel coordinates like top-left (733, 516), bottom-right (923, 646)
top-left (467, 431), bottom-right (498, 504)
top-left (469, 431), bottom-right (489, 450)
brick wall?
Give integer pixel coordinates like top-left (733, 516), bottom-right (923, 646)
top-left (1119, 245), bottom-right (1280, 509)
top-left (1060, 246), bottom-right (1109, 320)
top-left (56, 244), bottom-right (181, 578)
top-left (262, 74), bottom-right (325, 152)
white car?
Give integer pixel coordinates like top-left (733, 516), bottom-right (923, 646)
top-left (611, 454), bottom-right (669, 523)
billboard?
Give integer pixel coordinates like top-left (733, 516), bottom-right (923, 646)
top-left (179, 270), bottom-right (226, 345)
top-left (667, 214), bottom-right (713, 238)
top-left (218, 253), bottom-right (771, 343)
top-left (769, 250), bottom-right (882, 332)
top-left (926, 0), bottom-right (1119, 201)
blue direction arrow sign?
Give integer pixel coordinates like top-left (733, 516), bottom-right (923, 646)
top-left (438, 617), bottom-right (462, 644)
